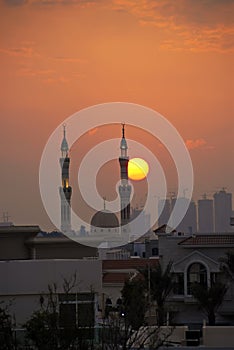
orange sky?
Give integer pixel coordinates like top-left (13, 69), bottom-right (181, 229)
top-left (0, 0), bottom-right (233, 230)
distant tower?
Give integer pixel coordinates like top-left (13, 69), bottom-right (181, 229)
top-left (118, 124), bottom-right (131, 232)
top-left (158, 198), bottom-right (171, 227)
top-left (214, 189), bottom-right (232, 232)
top-left (59, 125), bottom-right (72, 232)
top-left (171, 197), bottom-right (197, 234)
top-left (198, 194), bottom-right (214, 233)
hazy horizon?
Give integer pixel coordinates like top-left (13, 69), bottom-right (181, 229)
top-left (0, 0), bottom-right (233, 231)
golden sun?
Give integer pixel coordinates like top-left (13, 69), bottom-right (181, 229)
top-left (128, 158), bottom-right (149, 181)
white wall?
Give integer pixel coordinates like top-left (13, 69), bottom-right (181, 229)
top-left (0, 259), bottom-right (102, 326)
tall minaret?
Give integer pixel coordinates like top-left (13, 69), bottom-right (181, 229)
top-left (119, 124), bottom-right (131, 232)
top-left (59, 125), bottom-right (72, 232)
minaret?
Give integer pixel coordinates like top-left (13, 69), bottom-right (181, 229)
top-left (59, 125), bottom-right (72, 232)
top-left (119, 124), bottom-right (131, 232)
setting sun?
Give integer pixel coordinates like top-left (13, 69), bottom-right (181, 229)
top-left (128, 158), bottom-right (149, 181)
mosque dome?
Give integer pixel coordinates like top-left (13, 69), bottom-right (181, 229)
top-left (91, 210), bottom-right (119, 228)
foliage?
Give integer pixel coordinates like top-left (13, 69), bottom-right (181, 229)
top-left (0, 302), bottom-right (14, 350)
top-left (140, 261), bottom-right (174, 326)
top-left (121, 278), bottom-right (147, 330)
top-left (24, 274), bottom-right (95, 350)
top-left (220, 251), bottom-right (234, 276)
top-left (191, 282), bottom-right (228, 325)
top-left (99, 268), bottom-right (174, 350)
top-left (100, 278), bottom-right (148, 350)
top-left (25, 309), bottom-right (59, 350)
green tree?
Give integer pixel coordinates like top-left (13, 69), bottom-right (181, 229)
top-left (121, 278), bottom-right (147, 330)
top-left (25, 274), bottom-right (95, 350)
top-left (99, 269), bottom-right (174, 350)
top-left (140, 261), bottom-right (174, 326)
top-left (25, 284), bottom-right (60, 350)
top-left (99, 279), bottom-right (147, 350)
top-left (191, 282), bottom-right (227, 325)
top-left (0, 302), bottom-right (14, 350)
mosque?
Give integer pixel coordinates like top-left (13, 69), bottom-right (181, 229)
top-left (59, 124), bottom-right (132, 238)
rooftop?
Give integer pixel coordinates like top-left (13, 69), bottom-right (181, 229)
top-left (103, 258), bottom-right (159, 270)
top-left (179, 234), bottom-right (234, 246)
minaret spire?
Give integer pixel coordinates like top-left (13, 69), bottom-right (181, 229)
top-left (119, 124), bottom-right (131, 233)
top-left (61, 124), bottom-right (69, 158)
top-left (122, 123), bottom-right (125, 138)
top-left (59, 125), bottom-right (72, 232)
top-left (63, 123), bottom-right (66, 137)
top-left (120, 122), bottom-right (128, 158)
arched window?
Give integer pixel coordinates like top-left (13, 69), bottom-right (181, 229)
top-left (152, 247), bottom-right (158, 256)
top-left (187, 262), bottom-right (207, 295)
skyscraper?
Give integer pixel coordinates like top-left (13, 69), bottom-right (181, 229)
top-left (59, 125), bottom-right (72, 232)
top-left (214, 189), bottom-right (232, 232)
top-left (158, 198), bottom-right (171, 227)
top-left (118, 124), bottom-right (131, 232)
top-left (198, 195), bottom-right (214, 233)
top-left (171, 197), bottom-right (197, 234)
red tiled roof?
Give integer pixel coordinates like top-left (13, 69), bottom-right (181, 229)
top-left (102, 258), bottom-right (159, 270)
top-left (103, 272), bottom-right (131, 284)
top-left (179, 234), bottom-right (234, 246)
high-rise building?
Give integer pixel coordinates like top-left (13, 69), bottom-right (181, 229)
top-left (158, 198), bottom-right (171, 227)
top-left (214, 189), bottom-right (232, 232)
top-left (59, 125), bottom-right (72, 232)
top-left (171, 197), bottom-right (197, 234)
top-left (118, 124), bottom-right (131, 233)
top-left (198, 195), bottom-right (214, 233)
top-left (130, 207), bottom-right (151, 236)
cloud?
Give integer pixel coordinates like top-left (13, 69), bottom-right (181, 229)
top-left (112, 0), bottom-right (234, 52)
top-left (185, 138), bottom-right (207, 150)
top-left (4, 0), bottom-right (99, 6)
top-left (0, 46), bottom-right (39, 58)
top-left (17, 67), bottom-right (83, 84)
top-left (53, 56), bottom-right (85, 63)
top-left (18, 68), bottom-right (55, 77)
top-left (4, 0), bottom-right (27, 6)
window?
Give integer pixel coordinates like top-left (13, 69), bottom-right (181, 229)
top-left (152, 247), bottom-right (158, 256)
top-left (59, 293), bottom-right (95, 330)
top-left (187, 263), bottom-right (207, 295)
top-left (173, 273), bottom-right (184, 295)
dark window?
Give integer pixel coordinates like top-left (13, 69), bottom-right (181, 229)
top-left (59, 293), bottom-right (95, 330)
top-left (59, 303), bottom-right (76, 327)
top-left (78, 303), bottom-right (94, 327)
top-left (211, 272), bottom-right (217, 285)
top-left (173, 273), bottom-right (184, 295)
top-left (187, 263), bottom-right (207, 295)
top-left (152, 247), bottom-right (158, 256)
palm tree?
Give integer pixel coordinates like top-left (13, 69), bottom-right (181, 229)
top-left (140, 261), bottom-right (174, 326)
top-left (191, 282), bottom-right (227, 325)
top-left (220, 251), bottom-right (234, 278)
top-left (121, 278), bottom-right (147, 330)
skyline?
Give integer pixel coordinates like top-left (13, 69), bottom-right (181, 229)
top-left (0, 0), bottom-right (233, 230)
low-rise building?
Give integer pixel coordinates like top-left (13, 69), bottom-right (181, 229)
top-left (158, 231), bottom-right (234, 325)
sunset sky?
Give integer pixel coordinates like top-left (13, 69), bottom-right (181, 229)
top-left (0, 0), bottom-right (233, 230)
